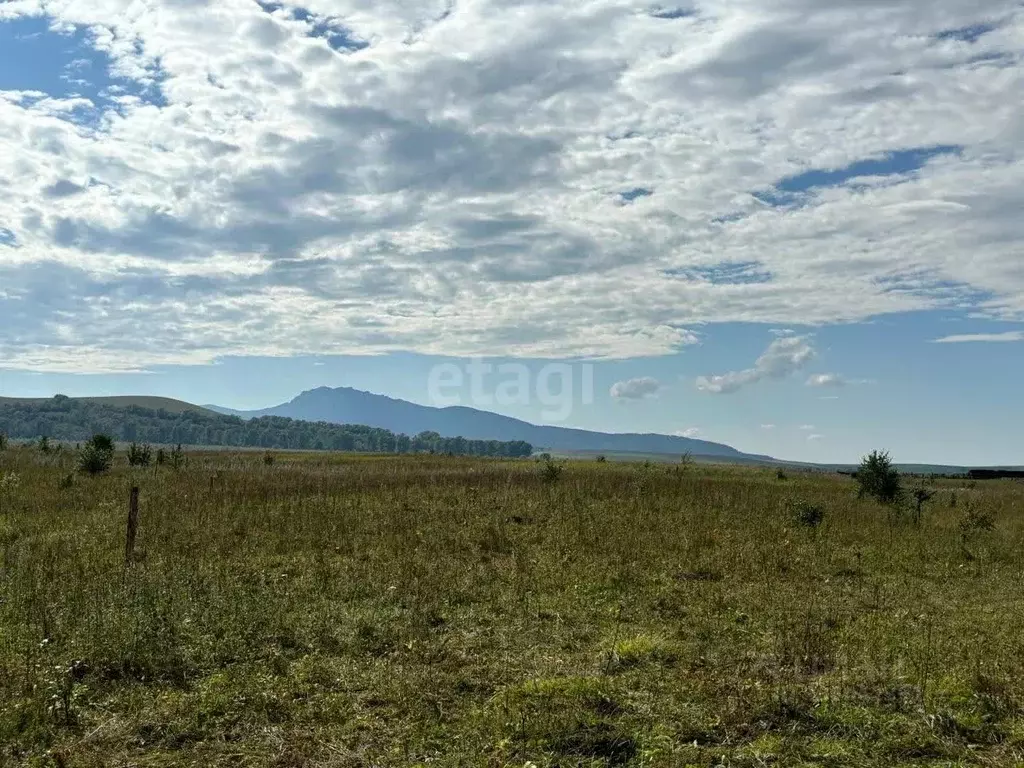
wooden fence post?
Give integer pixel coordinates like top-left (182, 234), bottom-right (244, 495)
top-left (126, 486), bottom-right (139, 566)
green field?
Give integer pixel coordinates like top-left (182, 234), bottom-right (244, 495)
top-left (1, 446), bottom-right (1022, 766)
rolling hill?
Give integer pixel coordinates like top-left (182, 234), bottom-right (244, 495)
top-left (0, 395), bottom-right (214, 415)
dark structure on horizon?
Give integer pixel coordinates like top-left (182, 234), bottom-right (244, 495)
top-left (967, 469), bottom-right (1024, 480)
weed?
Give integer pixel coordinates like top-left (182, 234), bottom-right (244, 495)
top-left (603, 634), bottom-right (677, 673)
top-left (169, 443), bottom-right (185, 470)
top-left (496, 677), bottom-right (636, 764)
top-left (127, 442), bottom-right (153, 467)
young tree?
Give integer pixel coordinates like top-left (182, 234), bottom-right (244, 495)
top-left (855, 450), bottom-right (902, 504)
top-left (79, 435), bottom-right (115, 476)
top-left (89, 434), bottom-right (115, 453)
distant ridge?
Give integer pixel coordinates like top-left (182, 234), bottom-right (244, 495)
top-left (209, 386), bottom-right (773, 462)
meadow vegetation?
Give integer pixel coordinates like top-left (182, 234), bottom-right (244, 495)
top-left (0, 443), bottom-right (1022, 766)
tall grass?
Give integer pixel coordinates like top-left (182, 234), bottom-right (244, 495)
top-left (0, 447), bottom-right (1021, 766)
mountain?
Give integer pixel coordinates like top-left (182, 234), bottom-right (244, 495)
top-left (209, 386), bottom-right (768, 461)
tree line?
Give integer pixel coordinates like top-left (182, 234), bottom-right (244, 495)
top-left (0, 396), bottom-right (533, 458)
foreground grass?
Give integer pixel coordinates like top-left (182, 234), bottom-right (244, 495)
top-left (0, 449), bottom-right (1022, 766)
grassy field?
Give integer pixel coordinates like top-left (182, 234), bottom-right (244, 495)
top-left (0, 447), bottom-right (1022, 767)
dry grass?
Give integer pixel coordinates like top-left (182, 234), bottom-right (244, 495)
top-left (1, 446), bottom-right (1023, 766)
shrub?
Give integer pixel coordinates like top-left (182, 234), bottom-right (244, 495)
top-left (127, 443), bottom-right (153, 467)
top-left (38, 436), bottom-right (52, 454)
top-left (78, 441), bottom-right (113, 476)
top-left (958, 504), bottom-right (995, 540)
top-left (0, 432), bottom-right (7, 451)
top-left (595, 455), bottom-right (607, 463)
top-left (263, 451), bottom-right (275, 466)
top-left (86, 434), bottom-right (115, 453)
top-left (789, 499), bottom-right (825, 528)
top-left (856, 450), bottom-right (902, 504)
top-left (155, 448), bottom-right (167, 466)
top-left (540, 459), bottom-right (563, 484)
top-left (776, 468), bottom-right (788, 481)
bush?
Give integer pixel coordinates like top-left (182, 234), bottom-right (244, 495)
top-left (38, 436), bottom-right (52, 454)
top-left (89, 434), bottom-right (115, 453)
top-left (155, 448), bottom-right (167, 466)
top-left (595, 455), bottom-right (607, 463)
top-left (959, 504), bottom-right (995, 540)
top-left (78, 441), bottom-right (113, 476)
top-left (0, 432), bottom-right (7, 451)
top-left (856, 450), bottom-right (902, 504)
top-left (789, 500), bottom-right (825, 528)
top-left (127, 443), bottom-right (153, 467)
top-left (263, 451), bottom-right (275, 466)
top-left (540, 459), bottom-right (563, 484)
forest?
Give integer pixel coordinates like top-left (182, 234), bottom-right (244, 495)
top-left (0, 396), bottom-right (534, 457)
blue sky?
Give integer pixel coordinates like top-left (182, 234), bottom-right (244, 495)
top-left (1, 1), bottom-right (1023, 465)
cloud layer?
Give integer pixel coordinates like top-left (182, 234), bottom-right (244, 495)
top-left (2, 0), bottom-right (1024, 371)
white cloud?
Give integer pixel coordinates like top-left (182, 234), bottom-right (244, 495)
top-left (760, 424), bottom-right (776, 430)
top-left (933, 330), bottom-right (1024, 343)
top-left (799, 424), bottom-right (816, 431)
top-left (807, 434), bottom-right (824, 442)
top-left (675, 427), bottom-right (702, 438)
top-left (0, 1), bottom-right (1023, 371)
top-left (610, 376), bottom-right (661, 400)
top-left (806, 373), bottom-right (846, 387)
top-left (696, 335), bottom-right (815, 393)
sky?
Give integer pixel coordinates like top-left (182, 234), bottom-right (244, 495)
top-left (0, 0), bottom-right (1022, 465)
